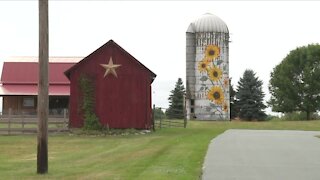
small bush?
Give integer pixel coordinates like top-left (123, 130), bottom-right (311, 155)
top-left (83, 112), bottom-right (101, 130)
top-left (265, 115), bottom-right (281, 121)
top-left (153, 108), bottom-right (166, 119)
top-left (281, 112), bottom-right (319, 121)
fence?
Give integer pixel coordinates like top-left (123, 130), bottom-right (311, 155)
top-left (152, 105), bottom-right (187, 130)
top-left (0, 109), bottom-right (69, 135)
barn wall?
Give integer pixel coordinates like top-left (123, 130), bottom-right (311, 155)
top-left (69, 43), bottom-right (153, 129)
top-left (69, 73), bottom-right (82, 128)
top-left (95, 73), bottom-right (149, 129)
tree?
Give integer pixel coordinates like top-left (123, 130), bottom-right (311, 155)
top-left (229, 78), bottom-right (238, 119)
top-left (166, 78), bottom-right (185, 119)
top-left (236, 70), bottom-right (267, 120)
top-left (153, 108), bottom-right (166, 119)
top-left (269, 44), bottom-right (320, 120)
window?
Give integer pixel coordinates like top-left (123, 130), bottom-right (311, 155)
top-left (23, 97), bottom-right (34, 107)
top-left (190, 99), bottom-right (195, 106)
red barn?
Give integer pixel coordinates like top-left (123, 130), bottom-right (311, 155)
top-left (65, 40), bottom-right (156, 129)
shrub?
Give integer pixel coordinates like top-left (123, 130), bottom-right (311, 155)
top-left (265, 115), bottom-right (281, 121)
top-left (281, 112), bottom-right (319, 121)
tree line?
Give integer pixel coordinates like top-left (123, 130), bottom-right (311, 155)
top-left (163, 44), bottom-right (320, 120)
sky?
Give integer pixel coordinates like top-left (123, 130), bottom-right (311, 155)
top-left (1, 1), bottom-right (320, 114)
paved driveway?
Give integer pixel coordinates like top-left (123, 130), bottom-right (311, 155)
top-left (202, 129), bottom-right (320, 180)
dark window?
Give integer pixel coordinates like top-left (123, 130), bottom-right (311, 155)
top-left (23, 97), bottom-right (34, 107)
top-left (191, 108), bottom-right (194, 113)
top-left (191, 99), bottom-right (195, 106)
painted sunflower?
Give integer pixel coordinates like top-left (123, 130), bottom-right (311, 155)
top-left (223, 102), bottom-right (228, 112)
top-left (207, 86), bottom-right (224, 105)
top-left (198, 59), bottom-right (209, 72)
top-left (208, 66), bottom-right (222, 81)
top-left (205, 45), bottom-right (220, 61)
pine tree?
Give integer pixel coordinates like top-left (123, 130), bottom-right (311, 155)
top-left (166, 78), bottom-right (185, 119)
top-left (236, 70), bottom-right (267, 120)
top-left (229, 79), bottom-right (238, 119)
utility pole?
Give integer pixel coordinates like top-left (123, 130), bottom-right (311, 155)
top-left (37, 0), bottom-right (48, 174)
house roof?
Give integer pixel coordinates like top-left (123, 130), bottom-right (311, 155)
top-left (0, 84), bottom-right (70, 96)
top-left (64, 40), bottom-right (157, 81)
top-left (5, 56), bottom-right (82, 63)
top-left (0, 57), bottom-right (80, 96)
top-left (1, 61), bottom-right (77, 85)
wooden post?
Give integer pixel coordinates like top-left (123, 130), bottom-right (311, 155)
top-left (37, 0), bottom-right (49, 174)
top-left (63, 109), bottom-right (67, 119)
top-left (8, 108), bottom-right (12, 135)
top-left (159, 109), bottom-right (162, 129)
top-left (152, 104), bottom-right (155, 131)
top-left (184, 96), bottom-right (187, 128)
top-left (22, 113), bottom-right (25, 134)
top-left (63, 109), bottom-right (67, 129)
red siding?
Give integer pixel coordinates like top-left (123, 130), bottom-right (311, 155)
top-left (68, 40), bottom-right (155, 129)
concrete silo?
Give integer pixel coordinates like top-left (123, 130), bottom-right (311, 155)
top-left (186, 13), bottom-right (230, 120)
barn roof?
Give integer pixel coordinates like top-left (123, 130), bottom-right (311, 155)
top-left (0, 57), bottom-right (80, 96)
top-left (65, 40), bottom-right (157, 82)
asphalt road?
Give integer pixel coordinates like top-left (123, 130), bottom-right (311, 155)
top-left (202, 129), bottom-right (320, 180)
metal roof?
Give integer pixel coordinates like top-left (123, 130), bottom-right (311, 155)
top-left (0, 60), bottom-right (75, 96)
top-left (0, 84), bottom-right (70, 96)
top-left (187, 13), bottom-right (229, 33)
top-left (1, 62), bottom-right (75, 85)
top-left (5, 56), bottom-right (83, 63)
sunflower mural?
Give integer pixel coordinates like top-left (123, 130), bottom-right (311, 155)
top-left (205, 45), bottom-right (220, 62)
top-left (197, 44), bottom-right (229, 119)
top-left (208, 66), bottom-right (222, 82)
top-left (198, 59), bottom-right (209, 72)
top-left (207, 86), bottom-right (224, 105)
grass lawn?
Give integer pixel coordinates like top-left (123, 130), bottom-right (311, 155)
top-left (0, 120), bottom-right (319, 180)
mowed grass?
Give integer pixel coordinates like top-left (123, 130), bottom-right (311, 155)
top-left (0, 120), bottom-right (320, 180)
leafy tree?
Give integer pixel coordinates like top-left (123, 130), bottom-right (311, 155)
top-left (236, 70), bottom-right (267, 120)
top-left (166, 78), bottom-right (185, 119)
top-left (229, 78), bottom-right (238, 119)
top-left (269, 44), bottom-right (320, 120)
top-left (153, 107), bottom-right (166, 119)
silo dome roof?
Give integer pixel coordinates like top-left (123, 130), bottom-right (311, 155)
top-left (187, 13), bottom-right (229, 33)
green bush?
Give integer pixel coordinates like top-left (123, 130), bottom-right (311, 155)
top-left (83, 112), bottom-right (101, 130)
top-left (153, 108), bottom-right (166, 119)
top-left (265, 115), bottom-right (281, 121)
top-left (281, 112), bottom-right (319, 121)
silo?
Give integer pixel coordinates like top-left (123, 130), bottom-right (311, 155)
top-left (186, 13), bottom-right (230, 120)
